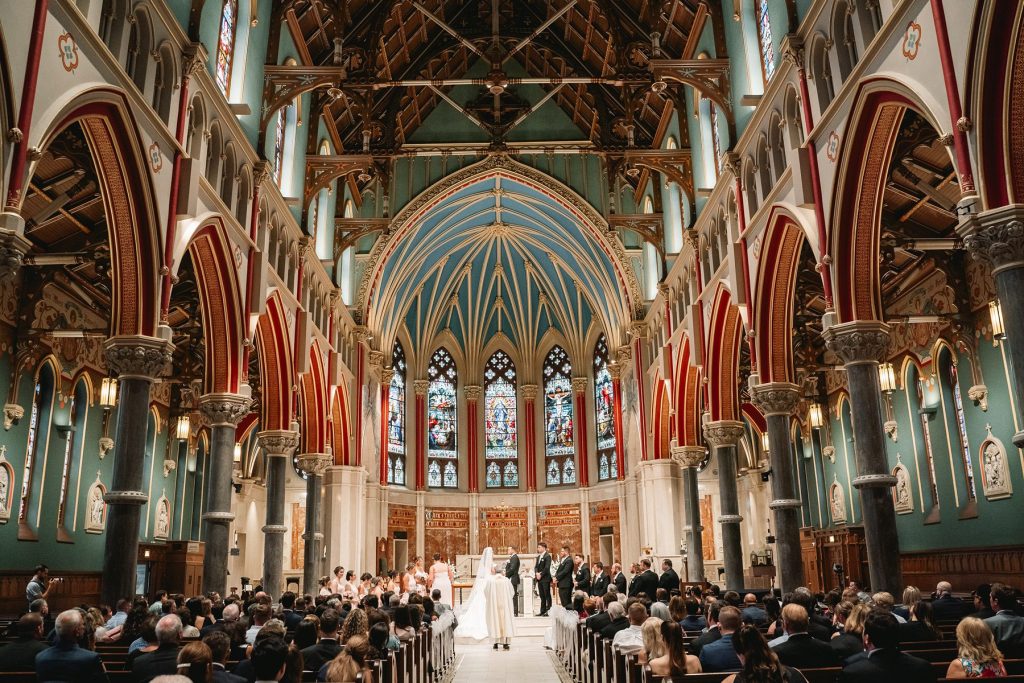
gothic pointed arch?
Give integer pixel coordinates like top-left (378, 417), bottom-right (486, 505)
top-left (299, 341), bottom-right (329, 456)
top-left (673, 335), bottom-right (701, 447)
top-left (705, 287), bottom-right (744, 422)
top-left (254, 292), bottom-right (293, 432)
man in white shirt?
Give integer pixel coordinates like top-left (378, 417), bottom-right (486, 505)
top-left (612, 602), bottom-right (649, 654)
top-left (245, 604), bottom-right (271, 645)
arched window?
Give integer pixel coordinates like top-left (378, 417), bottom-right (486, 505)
top-left (56, 381), bottom-right (87, 532)
top-left (594, 335), bottom-right (617, 481)
top-left (909, 365), bottom-right (940, 512)
top-left (543, 345), bottom-right (575, 486)
top-left (427, 348), bottom-right (458, 488)
top-left (756, 0), bottom-right (775, 82)
top-left (387, 341), bottom-right (406, 486)
top-left (809, 36), bottom-right (835, 114)
top-left (833, 1), bottom-right (859, 82)
top-left (484, 350), bottom-right (518, 489)
top-left (18, 364), bottom-right (55, 526)
top-left (641, 196), bottom-right (654, 214)
top-left (215, 0), bottom-right (238, 95)
top-left (273, 107), bottom-right (288, 185)
top-left (941, 350), bottom-right (978, 502)
top-left (339, 199), bottom-right (355, 304)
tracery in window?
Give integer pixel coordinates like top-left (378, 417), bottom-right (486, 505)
top-left (945, 354), bottom-right (978, 502)
top-left (543, 345), bottom-right (575, 486)
top-left (215, 0), bottom-right (238, 95)
top-left (757, 0), bottom-right (775, 82)
top-left (387, 342), bottom-right (406, 486)
top-left (56, 383), bottom-right (86, 531)
top-left (484, 350), bottom-right (518, 488)
top-left (427, 348), bottom-right (458, 488)
top-left (594, 335), bottom-right (617, 481)
top-left (273, 106), bottom-right (289, 186)
top-left (18, 365), bottom-right (54, 525)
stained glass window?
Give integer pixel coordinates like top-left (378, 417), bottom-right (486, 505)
top-left (56, 390), bottom-right (80, 529)
top-left (757, 0), bottom-right (775, 82)
top-left (484, 350), bottom-right (518, 488)
top-left (948, 360), bottom-right (978, 501)
top-left (594, 335), bottom-right (617, 481)
top-left (915, 372), bottom-right (939, 509)
top-left (427, 347), bottom-right (458, 488)
top-left (543, 345), bottom-right (575, 486)
top-left (215, 0), bottom-right (238, 95)
top-left (387, 341), bottom-right (406, 486)
top-left (273, 105), bottom-right (289, 186)
top-left (710, 103), bottom-right (723, 176)
top-left (18, 380), bottom-right (44, 523)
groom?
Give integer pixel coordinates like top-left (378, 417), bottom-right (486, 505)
top-left (505, 546), bottom-right (520, 617)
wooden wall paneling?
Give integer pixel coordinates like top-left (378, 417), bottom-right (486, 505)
top-left (900, 545), bottom-right (1024, 590)
top-left (536, 504), bottom-right (582, 553)
top-left (424, 507), bottom-right (469, 562)
top-left (0, 571), bottom-right (102, 615)
top-left (480, 506), bottom-right (529, 554)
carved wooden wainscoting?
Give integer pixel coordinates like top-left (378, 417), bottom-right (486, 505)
top-left (900, 545), bottom-right (1024, 589)
top-left (0, 571), bottom-right (102, 614)
top-left (800, 526), bottom-right (869, 593)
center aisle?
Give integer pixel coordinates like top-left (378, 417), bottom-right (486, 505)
top-left (450, 615), bottom-right (570, 683)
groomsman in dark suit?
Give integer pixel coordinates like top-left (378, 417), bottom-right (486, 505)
top-left (632, 558), bottom-right (659, 599)
top-left (612, 563), bottom-right (627, 594)
top-left (555, 545), bottom-right (575, 608)
top-left (535, 542), bottom-right (553, 616)
top-left (573, 554), bottom-right (591, 595)
top-left (505, 546), bottom-right (521, 617)
top-left (590, 562), bottom-right (610, 596)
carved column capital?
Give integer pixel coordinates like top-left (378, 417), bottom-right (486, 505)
top-left (671, 445), bottom-right (707, 468)
top-left (378, 367), bottom-right (395, 387)
top-left (464, 385), bottom-right (483, 401)
top-left (413, 379), bottom-right (429, 396)
top-left (822, 320), bottom-right (891, 365)
top-left (256, 429), bottom-right (300, 458)
top-left (297, 452), bottom-right (331, 476)
top-left (628, 321), bottom-right (649, 340)
top-left (103, 335), bottom-right (175, 380)
top-left (749, 382), bottom-right (801, 416)
top-left (722, 152), bottom-right (741, 178)
top-left (198, 393), bottom-right (252, 427)
top-left (608, 361), bottom-right (624, 380)
top-left (520, 384), bottom-right (539, 401)
top-left (959, 205), bottom-right (1024, 275)
top-left (781, 33), bottom-right (805, 69)
top-left (367, 349), bottom-right (384, 372)
top-left (571, 376), bottom-right (589, 393)
top-left (702, 420), bottom-right (745, 447)
top-left (0, 227), bottom-right (32, 282)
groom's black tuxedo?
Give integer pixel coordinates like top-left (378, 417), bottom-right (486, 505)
top-left (535, 551), bottom-right (552, 615)
top-left (505, 554), bottom-right (521, 616)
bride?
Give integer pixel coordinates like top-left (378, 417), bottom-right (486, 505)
top-left (453, 547), bottom-right (515, 646)
top-left (428, 552), bottom-right (454, 606)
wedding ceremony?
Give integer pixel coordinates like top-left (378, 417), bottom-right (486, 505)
top-left (1, 0), bottom-right (1024, 681)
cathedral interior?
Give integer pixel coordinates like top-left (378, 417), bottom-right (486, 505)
top-left (0, 0), bottom-right (1022, 617)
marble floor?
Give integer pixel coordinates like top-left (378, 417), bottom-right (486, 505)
top-left (451, 616), bottom-right (569, 683)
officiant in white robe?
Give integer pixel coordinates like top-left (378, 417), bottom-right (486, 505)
top-left (485, 568), bottom-right (516, 649)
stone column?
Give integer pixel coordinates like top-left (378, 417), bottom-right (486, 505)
top-left (672, 445), bottom-right (707, 582)
top-left (702, 420), bottom-right (745, 590)
top-left (378, 366), bottom-right (393, 486)
top-left (572, 377), bottom-right (590, 487)
top-left (750, 382), bottom-right (804, 593)
top-left (100, 335), bottom-right (173, 606)
top-left (822, 320), bottom-right (902, 593)
top-left (609, 360), bottom-right (627, 480)
top-left (465, 385), bottom-right (482, 492)
top-left (257, 429), bottom-right (299, 598)
top-left (961, 206), bottom-right (1024, 446)
top-left (521, 385), bottom-right (539, 491)
top-left (413, 380), bottom-right (429, 490)
top-left (298, 452), bottom-right (330, 594)
top-left (198, 393), bottom-right (251, 597)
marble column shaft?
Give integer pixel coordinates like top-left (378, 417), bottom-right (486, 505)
top-left (100, 336), bottom-right (173, 607)
top-left (751, 382), bottom-right (804, 594)
top-left (298, 453), bottom-right (330, 594)
top-left (961, 207), bottom-right (1024, 446)
top-left (672, 445), bottom-right (707, 582)
top-left (703, 420), bottom-right (745, 590)
top-left (199, 393), bottom-right (251, 597)
top-left (258, 430), bottom-right (299, 599)
top-left (823, 321), bottom-right (902, 593)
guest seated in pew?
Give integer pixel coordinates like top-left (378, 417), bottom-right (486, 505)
top-left (900, 600), bottom-right (943, 643)
top-left (320, 634), bottom-right (371, 683)
top-left (341, 608), bottom-right (370, 646)
top-left (679, 597), bottom-right (708, 632)
top-left (391, 605), bottom-right (417, 642)
top-left (234, 620), bottom-right (287, 682)
top-left (292, 618), bottom-right (319, 650)
top-left (0, 613), bottom-right (48, 671)
top-left (599, 601), bottom-right (630, 639)
top-left (699, 606), bottom-right (742, 672)
top-left (837, 609), bottom-right (936, 683)
top-left (613, 603), bottom-right (650, 654)
top-left (986, 584), bottom-right (1024, 658)
top-left (946, 616), bottom-right (1008, 678)
top-left (742, 594), bottom-right (769, 626)
top-left (366, 622), bottom-right (391, 660)
top-left (764, 596), bottom-right (782, 638)
top-left (203, 631), bottom-right (246, 683)
top-left (581, 597), bottom-right (597, 621)
top-left (649, 620), bottom-right (702, 676)
top-left (637, 616), bottom-right (665, 664)
top-left (971, 585), bottom-right (996, 621)
top-left (722, 624), bottom-right (808, 683)
top-left (872, 592), bottom-right (906, 624)
top-left (830, 602), bottom-right (868, 661)
top-left (651, 589), bottom-right (671, 622)
top-left (131, 613), bottom-right (184, 683)
top-left (770, 604), bottom-right (839, 670)
top-left (300, 608), bottom-right (341, 674)
top-left (586, 593), bottom-right (619, 632)
top-left (933, 581), bottom-right (972, 623)
top-left (366, 609), bottom-right (400, 652)
top-left (176, 641), bottom-right (213, 683)
top-left (34, 609), bottom-right (108, 683)
top-left (129, 615), bottom-right (161, 658)
top-left (251, 636), bottom-right (288, 683)
top-left (894, 586), bottom-right (920, 621)
top-left (689, 601), bottom-right (724, 656)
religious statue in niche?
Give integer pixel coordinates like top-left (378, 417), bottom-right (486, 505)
top-left (153, 492), bottom-right (170, 540)
top-left (979, 427), bottom-right (1012, 500)
top-left (892, 456), bottom-right (913, 514)
top-left (0, 445), bottom-right (13, 523)
top-left (84, 472), bottom-right (107, 534)
top-left (829, 476), bottom-right (847, 525)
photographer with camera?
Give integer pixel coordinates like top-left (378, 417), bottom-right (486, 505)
top-left (25, 564), bottom-right (58, 610)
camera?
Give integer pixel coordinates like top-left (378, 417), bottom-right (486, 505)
top-left (832, 563), bottom-right (843, 575)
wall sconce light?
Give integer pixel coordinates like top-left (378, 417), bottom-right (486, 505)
top-left (990, 300), bottom-right (1006, 341)
top-left (233, 443), bottom-right (243, 464)
top-left (99, 378), bottom-right (118, 409)
top-left (761, 431), bottom-right (770, 453)
top-left (175, 414), bottom-right (191, 442)
top-left (878, 362), bottom-right (897, 393)
top-left (808, 403), bottom-right (824, 429)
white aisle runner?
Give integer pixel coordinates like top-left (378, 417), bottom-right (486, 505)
top-left (451, 615), bottom-right (569, 683)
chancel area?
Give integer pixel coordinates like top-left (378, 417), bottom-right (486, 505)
top-left (0, 0), bottom-right (1023, 681)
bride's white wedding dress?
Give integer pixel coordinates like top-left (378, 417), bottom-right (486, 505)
top-left (454, 547), bottom-right (514, 642)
